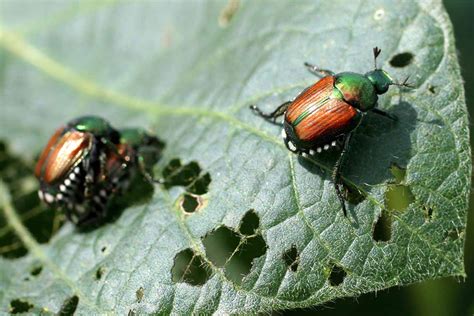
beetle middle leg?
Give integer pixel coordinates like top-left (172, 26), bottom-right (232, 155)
top-left (250, 101), bottom-right (291, 124)
top-left (332, 133), bottom-right (352, 217)
top-left (304, 62), bottom-right (335, 77)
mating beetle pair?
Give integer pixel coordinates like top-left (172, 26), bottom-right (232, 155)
top-left (35, 116), bottom-right (163, 226)
top-left (251, 47), bottom-right (411, 216)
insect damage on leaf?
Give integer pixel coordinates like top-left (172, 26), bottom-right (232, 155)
top-left (57, 295), bottom-right (79, 316)
top-left (384, 163), bottom-right (415, 212)
top-left (389, 52), bottom-right (414, 68)
top-left (171, 248), bottom-right (212, 286)
top-left (328, 264), bottom-right (347, 286)
top-left (283, 245), bottom-right (299, 272)
top-left (373, 210), bottom-right (392, 242)
top-left (202, 210), bottom-right (267, 285)
top-left (161, 159), bottom-right (211, 195)
top-left (179, 193), bottom-right (206, 214)
top-left (0, 0), bottom-right (469, 314)
top-left (9, 299), bottom-right (34, 314)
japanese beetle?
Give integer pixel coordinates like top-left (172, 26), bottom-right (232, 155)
top-left (35, 116), bottom-right (163, 226)
top-left (250, 47), bottom-right (411, 216)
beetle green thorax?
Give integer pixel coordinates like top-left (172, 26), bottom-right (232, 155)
top-left (334, 72), bottom-right (377, 111)
top-left (71, 116), bottom-right (115, 136)
top-left (365, 69), bottom-right (394, 95)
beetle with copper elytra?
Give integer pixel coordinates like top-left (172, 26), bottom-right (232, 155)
top-left (250, 47), bottom-right (411, 216)
top-left (35, 116), bottom-right (164, 226)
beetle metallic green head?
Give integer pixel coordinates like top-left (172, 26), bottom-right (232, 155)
top-left (69, 115), bottom-right (120, 142)
top-left (119, 128), bottom-right (164, 174)
top-left (365, 69), bottom-right (393, 95)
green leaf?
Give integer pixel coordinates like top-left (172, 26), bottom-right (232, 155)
top-left (0, 0), bottom-right (470, 314)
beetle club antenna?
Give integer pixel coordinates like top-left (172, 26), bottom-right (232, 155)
top-left (373, 47), bottom-right (382, 69)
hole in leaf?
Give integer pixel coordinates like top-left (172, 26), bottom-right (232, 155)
top-left (389, 163), bottom-right (407, 183)
top-left (385, 185), bottom-right (414, 212)
top-left (95, 267), bottom-right (105, 280)
top-left (342, 183), bottom-right (366, 205)
top-left (219, 0), bottom-right (240, 27)
top-left (239, 209), bottom-right (259, 236)
top-left (161, 159), bottom-right (211, 195)
top-left (373, 210), bottom-right (392, 242)
top-left (225, 234), bottom-right (267, 285)
top-left (9, 299), bottom-right (34, 314)
top-left (188, 173), bottom-right (211, 195)
top-left (385, 164), bottom-right (414, 212)
top-left (57, 295), bottom-right (78, 316)
top-left (203, 210), bottom-right (267, 285)
top-left (162, 159), bottom-right (198, 187)
top-left (180, 193), bottom-right (203, 213)
top-left (389, 52), bottom-right (414, 68)
top-left (171, 248), bottom-right (211, 286)
top-left (30, 265), bottom-right (42, 276)
top-left (202, 226), bottom-right (241, 267)
top-left (57, 295), bottom-right (79, 316)
top-left (428, 85), bottom-right (436, 94)
top-left (136, 287), bottom-right (144, 303)
top-left (424, 205), bottom-right (434, 221)
top-left (328, 264), bottom-right (347, 286)
top-left (283, 245), bottom-right (299, 272)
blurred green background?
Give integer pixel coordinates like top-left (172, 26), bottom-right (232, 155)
top-left (282, 0), bottom-right (474, 315)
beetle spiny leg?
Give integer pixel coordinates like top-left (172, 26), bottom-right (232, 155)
top-left (304, 62), bottom-right (335, 77)
top-left (249, 101), bottom-right (290, 124)
top-left (332, 134), bottom-right (352, 217)
top-left (249, 105), bottom-right (270, 118)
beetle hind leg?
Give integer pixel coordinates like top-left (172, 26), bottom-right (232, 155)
top-left (304, 62), bottom-right (335, 77)
top-left (332, 134), bottom-right (353, 217)
top-left (250, 101), bottom-right (291, 124)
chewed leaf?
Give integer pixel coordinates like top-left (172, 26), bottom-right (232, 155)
top-left (0, 0), bottom-right (469, 314)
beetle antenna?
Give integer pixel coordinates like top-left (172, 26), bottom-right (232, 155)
top-left (373, 47), bottom-right (382, 69)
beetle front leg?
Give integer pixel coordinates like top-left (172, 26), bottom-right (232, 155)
top-left (304, 62), bottom-right (335, 77)
top-left (249, 101), bottom-right (291, 124)
top-left (332, 133), bottom-right (352, 217)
